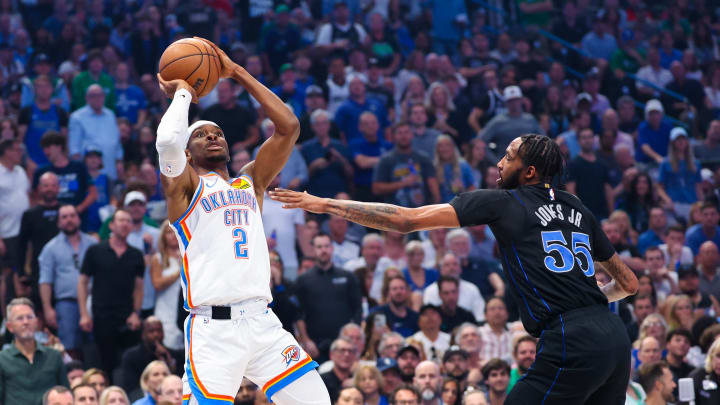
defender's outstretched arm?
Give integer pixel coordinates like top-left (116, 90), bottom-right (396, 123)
top-left (269, 188), bottom-right (460, 233)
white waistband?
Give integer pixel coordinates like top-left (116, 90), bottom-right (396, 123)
top-left (189, 298), bottom-right (269, 319)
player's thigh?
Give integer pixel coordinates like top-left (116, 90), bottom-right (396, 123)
top-left (244, 309), bottom-right (320, 402)
top-left (271, 370), bottom-right (331, 405)
top-left (182, 314), bottom-right (247, 402)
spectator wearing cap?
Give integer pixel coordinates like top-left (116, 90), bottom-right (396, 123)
top-left (636, 99), bottom-right (673, 165)
top-left (299, 84), bottom-right (341, 144)
top-left (480, 86), bottom-right (543, 159)
top-left (38, 204), bottom-right (96, 356)
top-left (335, 75), bottom-right (388, 143)
top-left (301, 109), bottom-right (353, 198)
top-left (199, 79), bottom-right (260, 152)
top-left (350, 111), bottom-right (391, 202)
top-left (18, 74), bottom-right (69, 167)
top-left (581, 12), bottom-right (618, 61)
top-left (377, 357), bottom-right (403, 397)
top-left (677, 265), bottom-right (720, 318)
top-left (636, 47), bottom-right (673, 99)
top-left (68, 84), bottom-right (122, 180)
top-left (657, 127), bottom-right (702, 220)
top-left (259, 5), bottom-right (301, 75)
top-left (83, 146), bottom-right (110, 232)
top-left (272, 64), bottom-right (306, 117)
top-left (373, 122), bottom-right (440, 208)
top-left (694, 120), bottom-right (720, 170)
top-left (321, 337), bottom-right (359, 403)
top-left (567, 127), bottom-right (614, 219)
top-left (371, 275), bottom-right (419, 338)
top-left (697, 241), bottom-right (720, 301)
top-left (686, 202), bottom-right (720, 256)
top-left (20, 52), bottom-right (71, 111)
top-left (16, 171), bottom-right (60, 301)
top-left (396, 344), bottom-right (421, 383)
top-left (508, 335), bottom-right (536, 392)
top-left (423, 253), bottom-right (485, 322)
top-left (434, 276), bottom-right (476, 333)
top-left (478, 297), bottom-right (513, 365)
top-left (71, 49), bottom-right (115, 111)
top-left (113, 62), bottom-right (147, 130)
top-left (34, 130), bottom-right (97, 214)
top-left (78, 209), bottom-right (144, 376)
top-left (0, 298), bottom-right (68, 404)
top-left (442, 346), bottom-right (469, 385)
top-left (411, 304), bottom-right (450, 362)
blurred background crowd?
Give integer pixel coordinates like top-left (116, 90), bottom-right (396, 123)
top-left (1, 0), bottom-right (720, 404)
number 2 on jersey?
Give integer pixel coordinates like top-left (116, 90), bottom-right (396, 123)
top-left (541, 231), bottom-right (594, 276)
top-left (233, 227), bottom-right (249, 259)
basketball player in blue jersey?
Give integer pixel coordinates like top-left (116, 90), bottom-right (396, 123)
top-left (155, 37), bottom-right (330, 405)
top-left (271, 134), bottom-right (639, 404)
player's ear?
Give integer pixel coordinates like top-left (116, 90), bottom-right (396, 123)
top-left (524, 165), bottom-right (536, 180)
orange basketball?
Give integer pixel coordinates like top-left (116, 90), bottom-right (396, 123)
top-left (158, 38), bottom-right (220, 97)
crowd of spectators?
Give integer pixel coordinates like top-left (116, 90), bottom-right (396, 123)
top-left (0, 0), bottom-right (719, 404)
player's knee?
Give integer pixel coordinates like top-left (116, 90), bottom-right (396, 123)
top-left (271, 370), bottom-right (330, 405)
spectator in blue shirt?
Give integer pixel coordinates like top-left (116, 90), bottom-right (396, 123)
top-left (659, 31), bottom-right (683, 69)
top-left (68, 84), bottom-right (122, 180)
top-left (581, 14), bottom-right (618, 61)
top-left (657, 127), bottom-right (703, 221)
top-left (301, 109), bottom-right (354, 198)
top-left (350, 111), bottom-right (391, 202)
top-left (370, 275), bottom-right (419, 338)
top-left (38, 204), bottom-right (96, 355)
top-left (636, 99), bottom-right (673, 165)
top-left (271, 64), bottom-right (306, 117)
top-left (335, 76), bottom-right (388, 143)
top-left (113, 62), bottom-right (147, 129)
top-left (638, 207), bottom-right (668, 255)
top-left (686, 202), bottom-right (720, 256)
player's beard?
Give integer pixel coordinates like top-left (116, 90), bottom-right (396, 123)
top-left (498, 168), bottom-right (521, 189)
top-left (206, 153), bottom-right (228, 163)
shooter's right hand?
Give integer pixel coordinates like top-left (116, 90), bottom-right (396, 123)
top-left (156, 74), bottom-right (198, 103)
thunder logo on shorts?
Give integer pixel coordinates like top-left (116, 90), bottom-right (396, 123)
top-left (282, 345), bottom-right (301, 366)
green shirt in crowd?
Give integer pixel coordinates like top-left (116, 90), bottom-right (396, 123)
top-left (0, 343), bottom-right (68, 405)
top-left (71, 71), bottom-right (116, 111)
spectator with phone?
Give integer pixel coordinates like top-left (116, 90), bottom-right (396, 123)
top-left (369, 275), bottom-right (419, 338)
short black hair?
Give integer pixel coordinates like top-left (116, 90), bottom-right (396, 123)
top-left (666, 328), bottom-right (692, 344)
top-left (517, 134), bottom-right (565, 183)
top-left (311, 232), bottom-right (331, 246)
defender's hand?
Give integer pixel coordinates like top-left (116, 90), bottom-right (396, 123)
top-left (193, 37), bottom-right (238, 79)
top-left (157, 74), bottom-right (198, 103)
top-left (269, 189), bottom-right (327, 214)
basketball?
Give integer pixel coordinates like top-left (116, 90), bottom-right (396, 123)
top-left (158, 38), bottom-right (220, 97)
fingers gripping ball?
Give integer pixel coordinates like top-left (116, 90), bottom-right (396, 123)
top-left (158, 38), bottom-right (220, 97)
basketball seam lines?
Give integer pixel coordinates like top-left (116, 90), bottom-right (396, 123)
top-left (198, 42), bottom-right (212, 95)
top-left (159, 53), bottom-right (217, 73)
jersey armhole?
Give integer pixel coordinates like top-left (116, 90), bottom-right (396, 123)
top-left (173, 177), bottom-right (205, 227)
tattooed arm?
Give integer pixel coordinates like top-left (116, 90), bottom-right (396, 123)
top-left (268, 189), bottom-right (460, 233)
top-left (596, 253), bottom-right (639, 302)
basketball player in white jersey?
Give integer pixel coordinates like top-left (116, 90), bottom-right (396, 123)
top-left (154, 37), bottom-right (330, 405)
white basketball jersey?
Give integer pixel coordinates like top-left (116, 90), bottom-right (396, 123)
top-left (172, 172), bottom-right (271, 309)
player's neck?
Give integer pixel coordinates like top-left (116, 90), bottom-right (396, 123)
top-left (196, 166), bottom-right (230, 181)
